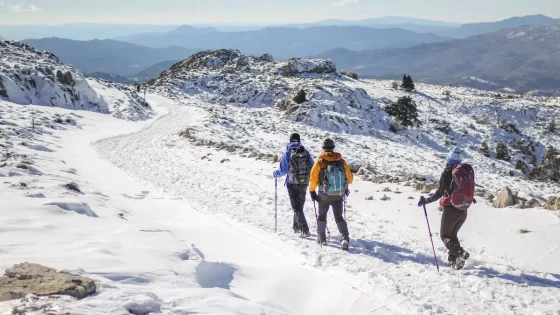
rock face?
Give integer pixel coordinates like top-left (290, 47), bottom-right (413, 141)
top-left (493, 187), bottom-right (517, 208)
top-left (0, 263), bottom-right (96, 302)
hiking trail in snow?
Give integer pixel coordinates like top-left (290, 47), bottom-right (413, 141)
top-left (94, 95), bottom-right (560, 315)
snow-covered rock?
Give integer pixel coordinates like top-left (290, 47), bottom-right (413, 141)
top-left (0, 41), bottom-right (154, 121)
top-left (0, 41), bottom-right (106, 111)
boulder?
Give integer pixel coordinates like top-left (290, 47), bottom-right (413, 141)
top-left (348, 163), bottom-right (361, 173)
top-left (545, 197), bottom-right (560, 211)
top-left (421, 182), bottom-right (439, 194)
top-left (493, 187), bottom-right (517, 208)
top-left (0, 263), bottom-right (96, 302)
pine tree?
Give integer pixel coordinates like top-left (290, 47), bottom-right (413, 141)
top-left (496, 142), bottom-right (511, 161)
top-left (480, 141), bottom-right (490, 157)
top-left (384, 96), bottom-right (421, 128)
top-left (515, 160), bottom-right (528, 174)
top-left (547, 120), bottom-right (557, 133)
top-left (293, 89), bottom-right (306, 104)
top-left (530, 152), bottom-right (538, 166)
top-left (401, 74), bottom-right (415, 91)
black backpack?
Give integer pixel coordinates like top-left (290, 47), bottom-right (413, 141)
top-left (288, 145), bottom-right (311, 184)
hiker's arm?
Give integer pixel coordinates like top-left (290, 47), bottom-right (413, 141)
top-left (309, 160), bottom-right (320, 192)
top-left (274, 152), bottom-right (289, 177)
top-left (343, 160), bottom-right (354, 184)
top-left (426, 171), bottom-right (451, 203)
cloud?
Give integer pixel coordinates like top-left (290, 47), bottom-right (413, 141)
top-left (329, 0), bottom-right (360, 6)
top-left (1, 1), bottom-right (42, 12)
top-left (10, 3), bottom-right (42, 12)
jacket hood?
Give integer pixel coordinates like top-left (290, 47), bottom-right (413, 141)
top-left (318, 151), bottom-right (342, 167)
top-left (286, 142), bottom-right (302, 150)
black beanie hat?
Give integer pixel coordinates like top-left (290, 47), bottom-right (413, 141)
top-left (322, 138), bottom-right (335, 150)
top-left (289, 133), bottom-right (301, 142)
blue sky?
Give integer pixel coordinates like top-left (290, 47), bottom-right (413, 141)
top-left (0, 0), bottom-right (559, 25)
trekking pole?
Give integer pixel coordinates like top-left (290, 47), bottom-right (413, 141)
top-left (313, 201), bottom-right (321, 248)
top-left (343, 197), bottom-right (346, 220)
top-left (274, 177), bottom-right (278, 233)
top-left (422, 205), bottom-right (440, 272)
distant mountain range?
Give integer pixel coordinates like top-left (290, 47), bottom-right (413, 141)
top-left (0, 24), bottom-right (177, 41)
top-left (115, 25), bottom-right (448, 59)
top-left (23, 38), bottom-right (198, 76)
top-left (434, 14), bottom-right (559, 38)
top-left (315, 24), bottom-right (560, 92)
top-left (289, 14), bottom-right (559, 37)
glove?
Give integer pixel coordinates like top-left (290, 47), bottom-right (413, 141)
top-left (273, 170), bottom-right (279, 178)
top-left (473, 198), bottom-right (477, 204)
top-left (418, 196), bottom-right (427, 207)
top-left (310, 191), bottom-right (320, 202)
top-left (345, 189), bottom-right (350, 197)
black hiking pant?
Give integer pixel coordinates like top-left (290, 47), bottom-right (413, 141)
top-left (317, 192), bottom-right (349, 241)
top-left (287, 183), bottom-right (309, 231)
top-left (440, 206), bottom-right (468, 259)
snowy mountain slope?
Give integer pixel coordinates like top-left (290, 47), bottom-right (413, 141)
top-left (0, 40), bottom-right (153, 121)
top-left (148, 49), bottom-right (560, 198)
top-left (94, 96), bottom-right (560, 315)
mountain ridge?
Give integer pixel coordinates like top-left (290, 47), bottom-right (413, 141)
top-left (315, 24), bottom-right (560, 92)
top-left (22, 38), bottom-right (200, 76)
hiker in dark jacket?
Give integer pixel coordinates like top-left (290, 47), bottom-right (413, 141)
top-left (418, 147), bottom-right (471, 267)
top-left (273, 133), bottom-right (314, 236)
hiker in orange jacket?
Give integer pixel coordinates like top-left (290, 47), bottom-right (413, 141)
top-left (309, 138), bottom-right (353, 250)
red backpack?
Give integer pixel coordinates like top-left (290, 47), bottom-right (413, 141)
top-left (440, 163), bottom-right (475, 211)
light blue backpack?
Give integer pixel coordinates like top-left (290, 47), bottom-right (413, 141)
top-left (320, 161), bottom-right (346, 196)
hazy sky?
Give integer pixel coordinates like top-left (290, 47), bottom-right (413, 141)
top-left (1, 0), bottom-right (559, 25)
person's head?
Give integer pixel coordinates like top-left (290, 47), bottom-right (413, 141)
top-left (446, 146), bottom-right (463, 167)
top-left (289, 133), bottom-right (301, 143)
top-left (322, 138), bottom-right (335, 152)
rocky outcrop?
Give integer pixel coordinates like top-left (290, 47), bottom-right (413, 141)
top-left (56, 70), bottom-right (76, 87)
top-left (0, 40), bottom-right (106, 110)
top-left (0, 76), bottom-right (7, 98)
top-left (493, 187), bottom-right (517, 208)
top-left (277, 58), bottom-right (336, 77)
top-left (0, 263), bottom-right (96, 302)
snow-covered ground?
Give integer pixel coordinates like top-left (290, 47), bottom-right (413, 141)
top-left (2, 92), bottom-right (558, 314)
top-left (1, 46), bottom-right (560, 314)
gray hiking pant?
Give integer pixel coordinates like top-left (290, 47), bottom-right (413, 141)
top-left (440, 206), bottom-right (468, 258)
top-left (317, 192), bottom-right (349, 241)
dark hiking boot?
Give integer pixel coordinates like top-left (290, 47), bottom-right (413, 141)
top-left (317, 235), bottom-right (327, 245)
top-left (447, 254), bottom-right (457, 268)
top-left (453, 249), bottom-right (470, 270)
top-left (341, 239), bottom-right (349, 250)
top-left (293, 223), bottom-right (301, 233)
top-left (301, 226), bottom-right (311, 238)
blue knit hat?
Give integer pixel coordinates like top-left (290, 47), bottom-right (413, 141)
top-left (446, 146), bottom-right (463, 165)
